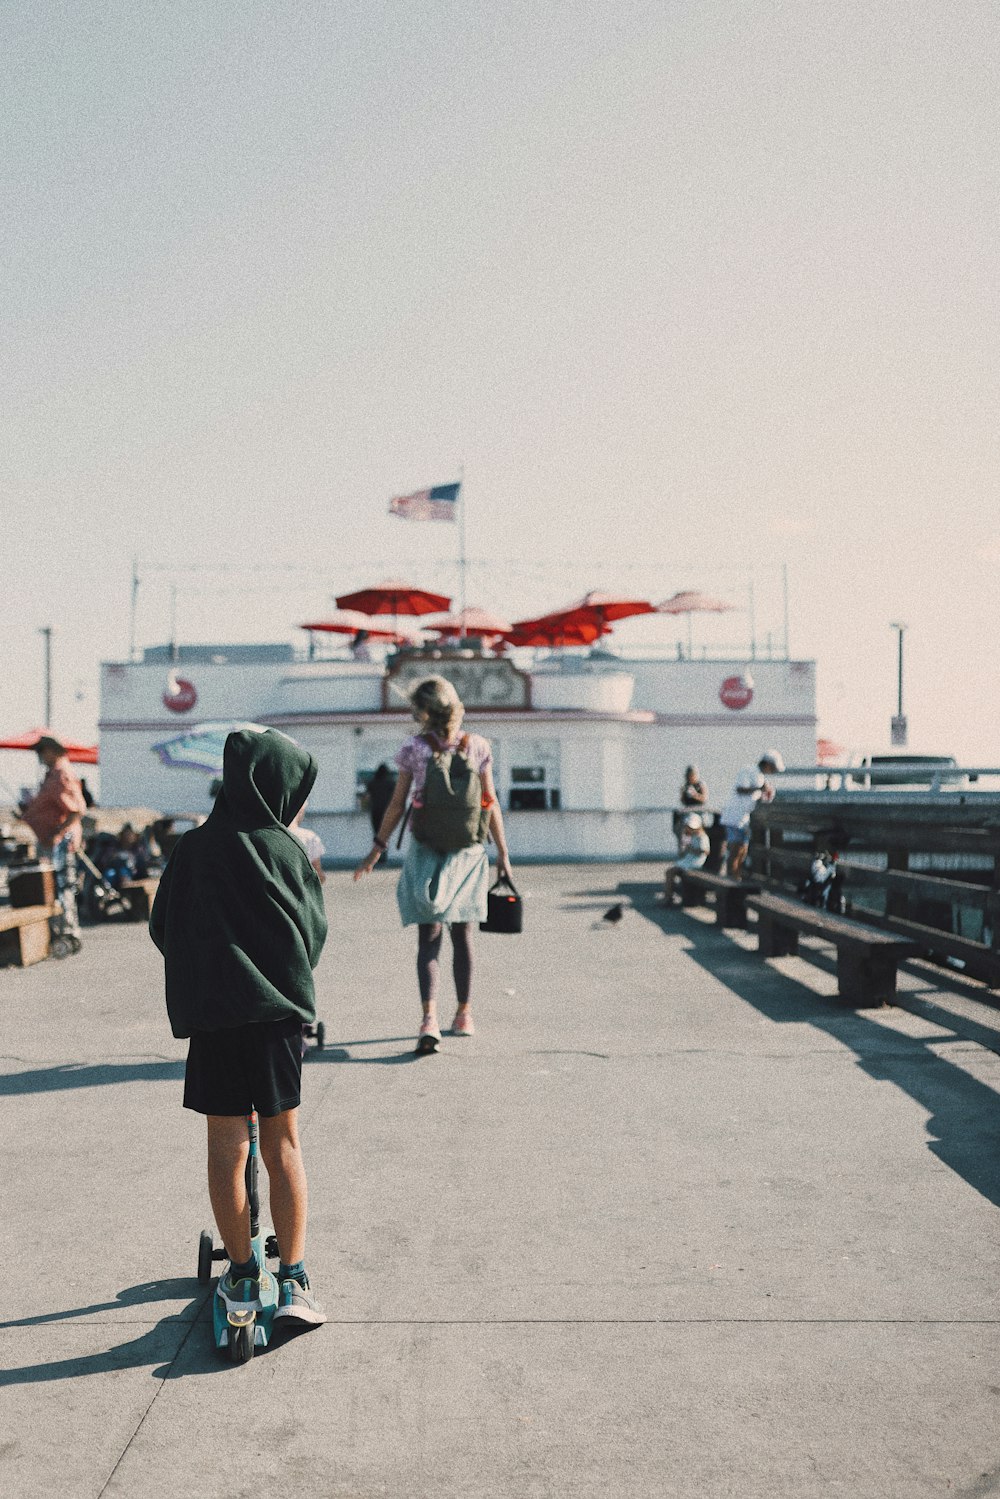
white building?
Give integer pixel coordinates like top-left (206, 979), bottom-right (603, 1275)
top-left (99, 642), bottom-right (817, 861)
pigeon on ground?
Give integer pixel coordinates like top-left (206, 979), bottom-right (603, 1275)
top-left (602, 903), bottom-right (625, 925)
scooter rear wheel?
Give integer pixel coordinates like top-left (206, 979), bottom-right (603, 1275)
top-left (315, 1021), bottom-right (326, 1050)
top-left (197, 1230), bottom-right (214, 1285)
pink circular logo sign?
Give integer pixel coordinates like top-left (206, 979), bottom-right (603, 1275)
top-left (163, 673), bottom-right (198, 713)
top-left (719, 674), bottom-right (753, 710)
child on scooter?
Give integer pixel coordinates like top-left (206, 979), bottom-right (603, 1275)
top-left (149, 728), bottom-right (328, 1329)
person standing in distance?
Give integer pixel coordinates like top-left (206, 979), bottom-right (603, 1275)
top-left (679, 765), bottom-right (708, 808)
top-left (19, 735), bottom-right (87, 953)
top-left (353, 676), bottom-right (513, 1053)
top-left (720, 765), bottom-right (765, 879)
top-left (365, 763), bottom-right (397, 841)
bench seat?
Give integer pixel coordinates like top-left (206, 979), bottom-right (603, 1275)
top-left (674, 868), bottom-right (760, 929)
top-left (119, 879), bottom-right (160, 922)
top-left (0, 903), bottom-right (54, 967)
top-left (747, 892), bottom-right (917, 1007)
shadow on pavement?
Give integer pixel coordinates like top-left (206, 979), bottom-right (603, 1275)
top-left (620, 879), bottom-right (1000, 1210)
top-left (0, 1277), bottom-right (201, 1333)
top-left (310, 1035), bottom-right (415, 1048)
top-left (309, 1042), bottom-right (423, 1066)
top-left (0, 1276), bottom-right (317, 1384)
top-left (0, 1043), bottom-right (433, 1092)
top-left (0, 1278), bottom-right (226, 1385)
top-left (0, 1060), bottom-right (185, 1096)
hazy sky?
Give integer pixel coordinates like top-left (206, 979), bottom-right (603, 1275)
top-left (3, 0), bottom-right (998, 785)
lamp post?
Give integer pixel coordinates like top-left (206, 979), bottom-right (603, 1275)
top-left (39, 626), bottom-right (52, 728)
top-left (890, 622), bottom-right (907, 747)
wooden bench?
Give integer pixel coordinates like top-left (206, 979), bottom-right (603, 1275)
top-left (749, 842), bottom-right (1000, 988)
top-left (119, 879), bottom-right (160, 922)
top-left (0, 904), bottom-right (54, 967)
top-left (747, 892), bottom-right (918, 1007)
top-left (671, 867), bottom-right (760, 929)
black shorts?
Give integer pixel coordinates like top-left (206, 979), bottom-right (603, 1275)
top-left (183, 1015), bottom-right (303, 1118)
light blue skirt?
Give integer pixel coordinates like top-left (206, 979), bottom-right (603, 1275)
top-left (396, 838), bottom-right (490, 927)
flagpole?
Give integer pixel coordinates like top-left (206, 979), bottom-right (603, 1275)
top-left (129, 557), bottom-right (139, 661)
top-left (458, 467), bottom-right (467, 638)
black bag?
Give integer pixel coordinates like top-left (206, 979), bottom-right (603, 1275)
top-left (480, 876), bottom-right (523, 934)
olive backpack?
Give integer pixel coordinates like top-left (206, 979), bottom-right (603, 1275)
top-left (410, 734), bottom-right (491, 855)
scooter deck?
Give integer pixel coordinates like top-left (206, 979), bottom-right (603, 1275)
top-left (212, 1233), bottom-right (279, 1351)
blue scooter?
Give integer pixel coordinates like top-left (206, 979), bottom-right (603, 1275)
top-left (197, 1110), bottom-right (280, 1363)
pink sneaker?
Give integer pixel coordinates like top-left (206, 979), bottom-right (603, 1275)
top-left (416, 1014), bottom-right (442, 1054)
top-left (450, 1007), bottom-right (475, 1037)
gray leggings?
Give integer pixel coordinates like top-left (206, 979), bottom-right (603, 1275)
top-left (417, 922), bottom-right (473, 1008)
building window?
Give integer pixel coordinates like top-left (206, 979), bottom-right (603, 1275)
top-left (508, 740), bottom-right (560, 811)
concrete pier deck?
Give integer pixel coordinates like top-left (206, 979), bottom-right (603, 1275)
top-left (2, 863), bottom-right (999, 1498)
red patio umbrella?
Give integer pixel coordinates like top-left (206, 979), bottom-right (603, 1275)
top-left (429, 606), bottom-right (512, 639)
top-left (657, 590), bottom-right (737, 654)
top-left (549, 591), bottom-right (655, 632)
top-left (299, 610), bottom-right (418, 643)
top-left (817, 737), bottom-right (846, 764)
top-left (657, 589), bottom-right (735, 615)
top-left (504, 611), bottom-right (607, 648)
top-left (0, 728), bottom-right (98, 764)
top-left (335, 580), bottom-right (452, 618)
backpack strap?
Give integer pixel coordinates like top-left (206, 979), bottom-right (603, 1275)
top-left (397, 734), bottom-right (434, 846)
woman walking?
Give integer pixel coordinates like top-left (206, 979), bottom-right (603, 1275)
top-left (353, 676), bottom-right (513, 1053)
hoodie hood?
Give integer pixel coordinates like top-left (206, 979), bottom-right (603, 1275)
top-left (218, 729), bottom-right (317, 830)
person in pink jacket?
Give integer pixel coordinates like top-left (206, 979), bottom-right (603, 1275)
top-left (19, 736), bottom-right (87, 950)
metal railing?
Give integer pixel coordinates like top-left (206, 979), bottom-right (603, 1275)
top-left (776, 765), bottom-right (1000, 794)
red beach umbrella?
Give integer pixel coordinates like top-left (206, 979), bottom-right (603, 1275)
top-left (299, 610), bottom-right (418, 642)
top-left (657, 590), bottom-right (737, 653)
top-left (504, 611), bottom-right (607, 648)
top-left (550, 591), bottom-right (655, 631)
top-left (429, 606), bottom-right (513, 639)
top-left (657, 590), bottom-right (735, 615)
top-left (0, 728), bottom-right (98, 764)
top-left (817, 737), bottom-right (845, 764)
top-left (335, 580), bottom-right (452, 618)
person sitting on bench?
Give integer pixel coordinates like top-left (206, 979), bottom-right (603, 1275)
top-left (677, 814), bottom-right (710, 871)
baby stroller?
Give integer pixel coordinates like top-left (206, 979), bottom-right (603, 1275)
top-left (77, 845), bottom-right (135, 922)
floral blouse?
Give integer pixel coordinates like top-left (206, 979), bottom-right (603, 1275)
top-left (395, 733), bottom-right (493, 806)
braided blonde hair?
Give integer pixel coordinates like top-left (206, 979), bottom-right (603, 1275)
top-left (409, 675), bottom-right (464, 742)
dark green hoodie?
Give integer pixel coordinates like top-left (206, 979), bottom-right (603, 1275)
top-left (150, 729), bottom-right (328, 1039)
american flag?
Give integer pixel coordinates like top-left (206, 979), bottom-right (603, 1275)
top-left (389, 481), bottom-right (461, 522)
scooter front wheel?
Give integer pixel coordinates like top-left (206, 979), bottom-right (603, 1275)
top-left (229, 1321), bottom-right (254, 1363)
